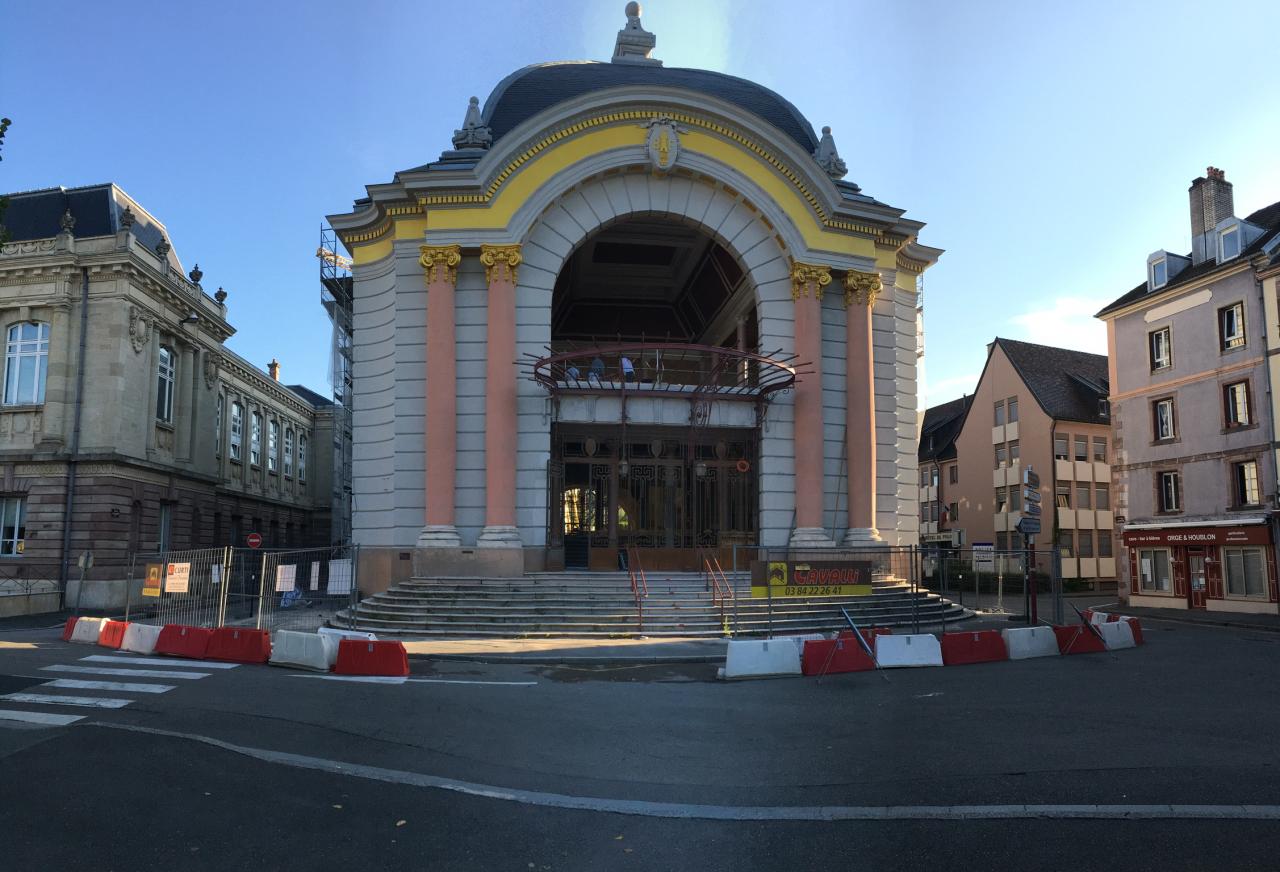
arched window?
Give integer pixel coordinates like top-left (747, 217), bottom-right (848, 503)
top-left (3, 322), bottom-right (50, 406)
top-left (284, 428), bottom-right (294, 478)
top-left (298, 434), bottom-right (308, 482)
top-left (229, 401), bottom-right (243, 461)
top-left (215, 394), bottom-right (224, 459)
top-left (250, 411), bottom-right (262, 466)
top-left (156, 345), bottom-right (176, 423)
top-left (268, 419), bottom-right (279, 473)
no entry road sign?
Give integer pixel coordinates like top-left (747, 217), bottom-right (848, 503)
top-left (247, 532), bottom-right (263, 549)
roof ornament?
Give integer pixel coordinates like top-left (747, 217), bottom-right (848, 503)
top-left (155, 236), bottom-right (171, 259)
top-left (451, 96), bottom-right (493, 151)
top-left (214, 286), bottom-right (228, 304)
top-left (612, 2), bottom-right (661, 66)
top-left (189, 263), bottom-right (203, 286)
top-left (119, 206), bottom-right (136, 230)
top-left (59, 208), bottom-right (76, 235)
top-left (814, 126), bottom-right (848, 180)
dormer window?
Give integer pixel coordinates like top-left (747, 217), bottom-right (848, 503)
top-left (1220, 225), bottom-right (1241, 261)
top-left (1151, 258), bottom-right (1168, 289)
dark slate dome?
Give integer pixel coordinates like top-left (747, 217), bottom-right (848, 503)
top-left (481, 61), bottom-right (820, 154)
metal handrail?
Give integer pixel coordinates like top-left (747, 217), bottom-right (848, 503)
top-left (627, 546), bottom-right (647, 631)
top-left (703, 553), bottom-right (734, 634)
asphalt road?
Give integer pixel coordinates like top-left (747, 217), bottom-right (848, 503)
top-left (2, 618), bottom-right (1279, 870)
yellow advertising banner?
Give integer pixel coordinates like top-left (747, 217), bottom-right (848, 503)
top-left (142, 563), bottom-right (163, 598)
top-left (750, 560), bottom-right (874, 598)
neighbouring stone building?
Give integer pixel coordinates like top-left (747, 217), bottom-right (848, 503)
top-left (0, 183), bottom-right (338, 614)
top-left (1097, 168), bottom-right (1280, 614)
top-left (328, 5), bottom-right (942, 584)
top-left (920, 338), bottom-right (1116, 589)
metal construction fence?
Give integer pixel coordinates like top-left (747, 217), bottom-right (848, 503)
top-left (122, 545), bottom-right (360, 633)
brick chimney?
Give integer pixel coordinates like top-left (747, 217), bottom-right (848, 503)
top-left (1189, 166), bottom-right (1235, 264)
top-left (267, 358), bottom-right (280, 381)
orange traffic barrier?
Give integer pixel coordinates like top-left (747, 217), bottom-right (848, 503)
top-left (206, 627), bottom-right (272, 664)
top-left (97, 620), bottom-right (129, 650)
top-left (61, 616), bottom-right (79, 642)
top-left (155, 625), bottom-right (214, 660)
top-left (941, 630), bottom-right (1008, 666)
top-left (333, 639), bottom-right (410, 677)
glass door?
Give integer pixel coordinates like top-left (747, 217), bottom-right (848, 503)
top-left (1188, 550), bottom-right (1207, 610)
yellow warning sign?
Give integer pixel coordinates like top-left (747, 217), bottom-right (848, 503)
top-left (142, 563), bottom-right (163, 598)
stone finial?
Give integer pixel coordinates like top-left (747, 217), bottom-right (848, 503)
top-left (59, 208), bottom-right (76, 234)
top-left (189, 263), bottom-right (203, 285)
top-left (612, 1), bottom-right (661, 66)
top-left (119, 206), bottom-right (136, 230)
top-left (214, 286), bottom-right (228, 304)
top-left (451, 96), bottom-right (493, 150)
top-left (267, 358), bottom-right (280, 381)
top-left (155, 236), bottom-right (171, 259)
top-left (814, 126), bottom-right (848, 180)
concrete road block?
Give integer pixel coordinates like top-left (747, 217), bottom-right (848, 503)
top-left (1097, 620), bottom-right (1136, 650)
top-left (874, 633), bottom-right (943, 668)
top-left (270, 631), bottom-right (337, 672)
top-left (723, 638), bottom-right (802, 679)
top-left (120, 623), bottom-right (163, 655)
top-left (69, 617), bottom-right (108, 645)
top-left (1002, 626), bottom-right (1060, 660)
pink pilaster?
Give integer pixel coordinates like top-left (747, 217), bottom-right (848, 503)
top-left (419, 245), bottom-right (462, 547)
top-left (843, 270), bottom-right (883, 546)
top-left (477, 245), bottom-right (523, 548)
top-left (789, 262), bottom-right (835, 547)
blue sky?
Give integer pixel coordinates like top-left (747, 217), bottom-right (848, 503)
top-left (2, 0), bottom-right (1277, 405)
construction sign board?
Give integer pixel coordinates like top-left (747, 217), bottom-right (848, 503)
top-left (142, 563), bottom-right (164, 598)
top-left (750, 560), bottom-right (873, 598)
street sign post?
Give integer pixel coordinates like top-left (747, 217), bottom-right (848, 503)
top-left (247, 532), bottom-right (263, 549)
top-left (1021, 467), bottom-right (1040, 625)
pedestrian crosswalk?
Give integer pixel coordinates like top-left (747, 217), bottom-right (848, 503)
top-left (0, 652), bottom-right (237, 728)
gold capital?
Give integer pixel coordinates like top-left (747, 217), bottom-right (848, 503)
top-left (790, 261), bottom-right (832, 301)
top-left (843, 270), bottom-right (882, 307)
top-left (420, 244), bottom-right (462, 287)
top-left (479, 244), bottom-right (523, 286)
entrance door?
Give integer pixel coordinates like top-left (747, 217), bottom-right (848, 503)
top-left (1188, 550), bottom-right (1207, 610)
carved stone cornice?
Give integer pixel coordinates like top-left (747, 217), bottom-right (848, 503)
top-left (790, 261), bottom-right (831, 301)
top-left (843, 270), bottom-right (882, 308)
top-left (479, 244), bottom-right (522, 286)
top-left (420, 244), bottom-right (462, 286)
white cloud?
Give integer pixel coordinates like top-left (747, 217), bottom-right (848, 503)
top-left (1007, 296), bottom-right (1109, 354)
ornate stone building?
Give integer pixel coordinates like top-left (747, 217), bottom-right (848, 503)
top-left (0, 183), bottom-right (336, 613)
top-left (329, 5), bottom-right (941, 581)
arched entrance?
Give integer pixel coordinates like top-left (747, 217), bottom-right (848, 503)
top-left (532, 215), bottom-right (798, 570)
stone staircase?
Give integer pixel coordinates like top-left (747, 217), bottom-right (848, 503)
top-left (333, 571), bottom-right (973, 638)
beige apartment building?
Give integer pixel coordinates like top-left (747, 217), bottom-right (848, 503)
top-left (0, 183), bottom-right (338, 614)
top-left (921, 338), bottom-right (1116, 588)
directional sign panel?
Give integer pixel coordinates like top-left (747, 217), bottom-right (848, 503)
top-left (1017, 516), bottom-right (1042, 535)
top-left (1023, 469), bottom-right (1041, 489)
top-left (1023, 488), bottom-right (1042, 503)
top-left (1024, 502), bottom-right (1042, 517)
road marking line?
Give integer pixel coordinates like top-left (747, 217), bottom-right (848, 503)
top-left (81, 655), bottom-right (238, 670)
top-left (42, 679), bottom-right (175, 694)
top-left (91, 723), bottom-right (1280, 823)
top-left (1, 693), bottom-right (132, 709)
top-left (0, 709), bottom-right (84, 726)
top-left (287, 675), bottom-right (537, 687)
top-left (42, 665), bottom-right (210, 680)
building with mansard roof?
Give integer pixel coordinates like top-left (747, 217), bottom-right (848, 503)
top-left (328, 4), bottom-right (942, 583)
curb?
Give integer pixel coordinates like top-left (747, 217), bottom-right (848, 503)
top-left (1130, 612), bottom-right (1280, 634)
top-left (407, 652), bottom-right (724, 666)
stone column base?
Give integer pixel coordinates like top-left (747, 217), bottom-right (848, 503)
top-left (416, 525), bottom-right (462, 548)
top-left (842, 527), bottom-right (886, 549)
top-left (789, 527), bottom-right (836, 548)
top-left (477, 525), bottom-right (523, 548)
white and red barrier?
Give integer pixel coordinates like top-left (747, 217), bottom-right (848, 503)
top-left (874, 633), bottom-right (944, 668)
top-left (120, 623), bottom-right (163, 655)
top-left (68, 617), bottom-right (109, 645)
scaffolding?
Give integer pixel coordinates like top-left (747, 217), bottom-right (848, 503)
top-left (319, 226), bottom-right (353, 546)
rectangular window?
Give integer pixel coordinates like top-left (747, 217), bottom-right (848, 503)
top-left (1234, 460), bottom-right (1260, 506)
top-left (250, 412), bottom-right (262, 466)
top-left (1149, 327), bottom-right (1171, 370)
top-left (158, 503), bottom-right (172, 553)
top-left (1224, 546), bottom-right (1266, 597)
top-left (996, 532), bottom-right (1008, 552)
top-left (229, 402), bottom-right (243, 462)
top-left (1151, 259), bottom-right (1168, 288)
top-left (995, 486), bottom-right (1008, 513)
top-left (1098, 533), bottom-right (1113, 558)
top-left (1158, 471), bottom-right (1181, 513)
top-left (0, 497), bottom-right (26, 556)
top-left (1054, 434), bottom-right (1069, 460)
top-left (1074, 435), bottom-right (1088, 461)
top-left (995, 444), bottom-right (1008, 469)
top-left (949, 502), bottom-right (959, 522)
top-left (1076, 483), bottom-right (1092, 509)
top-left (1153, 398), bottom-right (1175, 441)
top-left (931, 501), bottom-right (940, 523)
top-left (1058, 530), bottom-right (1074, 558)
top-left (284, 429), bottom-right (294, 478)
top-left (920, 468), bottom-right (929, 487)
top-left (298, 435), bottom-right (307, 482)
top-left (930, 467), bottom-right (939, 488)
top-left (1224, 381), bottom-right (1250, 428)
top-left (3, 322), bottom-right (50, 406)
top-left (215, 395), bottom-right (224, 459)
top-left (1219, 302), bottom-right (1245, 350)
top-left (949, 465), bottom-right (957, 485)
top-left (1007, 397), bottom-right (1019, 423)
top-left (920, 502), bottom-right (928, 522)
top-left (268, 420), bottom-right (279, 473)
top-left (1095, 484), bottom-right (1110, 510)
top-left (1139, 548), bottom-right (1172, 591)
top-left (1055, 482), bottom-right (1071, 509)
top-left (1077, 530), bottom-right (1094, 558)
top-left (1009, 486), bottom-right (1022, 513)
top-left (994, 400), bottom-right (1005, 426)
top-left (1008, 440), bottom-right (1020, 465)
top-left (1221, 227), bottom-right (1241, 260)
top-left (1093, 437), bottom-right (1107, 462)
top-left (156, 346), bottom-right (176, 424)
